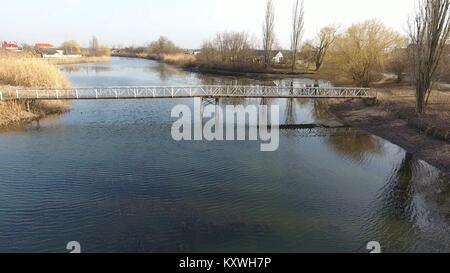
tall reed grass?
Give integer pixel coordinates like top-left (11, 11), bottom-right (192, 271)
top-left (0, 52), bottom-right (69, 88)
top-left (0, 52), bottom-right (71, 127)
top-left (160, 53), bottom-right (196, 66)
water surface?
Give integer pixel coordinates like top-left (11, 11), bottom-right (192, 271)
top-left (1, 57), bottom-right (450, 253)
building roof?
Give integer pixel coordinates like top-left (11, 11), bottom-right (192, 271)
top-left (2, 43), bottom-right (18, 48)
top-left (35, 43), bottom-right (54, 49)
top-left (40, 48), bottom-right (59, 55)
top-left (274, 51), bottom-right (284, 57)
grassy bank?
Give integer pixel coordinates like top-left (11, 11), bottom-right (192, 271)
top-left (112, 52), bottom-right (311, 79)
top-left (47, 56), bottom-right (112, 65)
top-left (0, 54), bottom-right (71, 127)
top-left (158, 53), bottom-right (196, 67)
top-left (112, 52), bottom-right (194, 65)
top-left (0, 54), bottom-right (69, 88)
top-left (185, 65), bottom-right (314, 79)
top-left (328, 84), bottom-right (450, 174)
top-left (0, 99), bottom-right (70, 127)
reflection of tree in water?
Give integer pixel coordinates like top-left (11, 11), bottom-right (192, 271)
top-left (220, 98), bottom-right (247, 106)
top-left (60, 65), bottom-right (81, 73)
top-left (91, 66), bottom-right (113, 74)
top-left (379, 153), bottom-right (417, 219)
top-left (60, 65), bottom-right (113, 74)
top-left (285, 99), bottom-right (296, 125)
top-left (365, 153), bottom-right (450, 252)
top-left (312, 100), bottom-right (333, 121)
top-left (325, 133), bottom-right (384, 165)
top-left (146, 63), bottom-right (187, 81)
top-left (260, 97), bottom-right (271, 106)
top-left (197, 74), bottom-right (274, 87)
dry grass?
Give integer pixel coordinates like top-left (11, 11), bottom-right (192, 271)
top-left (332, 85), bottom-right (450, 140)
top-left (0, 53), bottom-right (69, 88)
top-left (47, 56), bottom-right (112, 65)
top-left (0, 100), bottom-right (70, 127)
top-left (0, 100), bottom-right (35, 126)
top-left (377, 87), bottom-right (450, 113)
top-left (376, 87), bottom-right (450, 132)
top-left (160, 53), bottom-right (196, 66)
top-left (0, 53), bottom-right (71, 127)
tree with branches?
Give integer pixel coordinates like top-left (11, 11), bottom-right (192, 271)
top-left (291, 0), bottom-right (305, 72)
top-left (314, 25), bottom-right (338, 71)
top-left (61, 40), bottom-right (81, 55)
top-left (408, 0), bottom-right (450, 114)
top-left (262, 0), bottom-right (275, 69)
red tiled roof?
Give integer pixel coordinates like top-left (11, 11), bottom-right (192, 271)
top-left (2, 43), bottom-right (18, 48)
top-left (35, 43), bottom-right (54, 49)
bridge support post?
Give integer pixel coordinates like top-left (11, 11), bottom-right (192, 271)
top-left (200, 98), bottom-right (219, 116)
top-left (201, 97), bottom-right (219, 106)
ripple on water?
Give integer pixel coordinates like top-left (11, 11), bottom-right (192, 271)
top-left (1, 58), bottom-right (450, 253)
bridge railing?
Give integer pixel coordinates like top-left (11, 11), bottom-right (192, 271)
top-left (0, 86), bottom-right (375, 100)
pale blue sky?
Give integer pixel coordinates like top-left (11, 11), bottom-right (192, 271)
top-left (1, 0), bottom-right (416, 49)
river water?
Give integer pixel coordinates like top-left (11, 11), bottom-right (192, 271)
top-left (1, 57), bottom-right (450, 253)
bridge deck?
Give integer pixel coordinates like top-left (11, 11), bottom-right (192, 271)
top-left (0, 86), bottom-right (375, 101)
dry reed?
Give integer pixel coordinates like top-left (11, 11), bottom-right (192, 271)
top-left (160, 53), bottom-right (196, 66)
top-left (0, 53), bottom-right (69, 88)
top-left (47, 56), bottom-right (112, 65)
top-left (0, 52), bottom-right (71, 127)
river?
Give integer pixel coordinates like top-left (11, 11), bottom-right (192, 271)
top-left (1, 57), bottom-right (450, 253)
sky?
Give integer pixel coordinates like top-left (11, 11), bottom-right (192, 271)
top-left (0, 0), bottom-right (417, 49)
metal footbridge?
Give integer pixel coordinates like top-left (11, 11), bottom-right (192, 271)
top-left (0, 86), bottom-right (375, 101)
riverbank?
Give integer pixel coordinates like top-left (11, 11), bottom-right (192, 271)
top-left (184, 66), bottom-right (314, 80)
top-left (328, 86), bottom-right (450, 174)
top-left (47, 56), bottom-right (112, 65)
top-left (0, 54), bottom-right (71, 127)
top-left (0, 98), bottom-right (70, 128)
top-left (112, 53), bottom-right (313, 79)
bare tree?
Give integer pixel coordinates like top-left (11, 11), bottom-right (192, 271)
top-left (147, 36), bottom-right (180, 57)
top-left (291, 0), bottom-right (305, 72)
top-left (387, 47), bottom-right (409, 83)
top-left (197, 32), bottom-right (257, 70)
top-left (408, 0), bottom-right (450, 114)
top-left (90, 36), bottom-right (99, 56)
top-left (263, 0), bottom-right (275, 69)
top-left (314, 26), bottom-right (338, 71)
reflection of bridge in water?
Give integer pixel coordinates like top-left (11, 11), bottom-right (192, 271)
top-left (0, 85), bottom-right (376, 101)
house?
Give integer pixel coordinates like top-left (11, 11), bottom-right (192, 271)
top-left (35, 43), bottom-right (54, 49)
top-left (254, 50), bottom-right (288, 64)
top-left (185, 49), bottom-right (201, 55)
top-left (272, 51), bottom-right (284, 64)
top-left (2, 42), bottom-right (19, 51)
top-left (40, 48), bottom-right (64, 58)
top-left (34, 43), bottom-right (61, 58)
